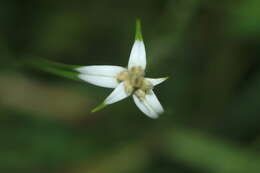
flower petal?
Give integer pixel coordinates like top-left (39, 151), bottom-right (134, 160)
top-left (104, 82), bottom-right (130, 104)
top-left (77, 74), bottom-right (117, 88)
top-left (128, 20), bottom-right (146, 69)
top-left (133, 90), bottom-right (164, 118)
top-left (76, 65), bottom-right (126, 88)
top-left (76, 65), bottom-right (125, 76)
top-left (145, 77), bottom-right (168, 86)
top-left (128, 41), bottom-right (146, 70)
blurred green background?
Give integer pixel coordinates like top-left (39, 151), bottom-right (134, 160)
top-left (1, 0), bottom-right (260, 173)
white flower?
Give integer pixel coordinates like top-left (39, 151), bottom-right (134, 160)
top-left (76, 20), bottom-right (168, 118)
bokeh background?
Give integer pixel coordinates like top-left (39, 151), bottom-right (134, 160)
top-left (1, 0), bottom-right (260, 173)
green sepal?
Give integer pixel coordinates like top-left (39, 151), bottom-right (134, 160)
top-left (91, 103), bottom-right (109, 113)
top-left (37, 58), bottom-right (80, 71)
top-left (135, 19), bottom-right (143, 41)
top-left (22, 57), bottom-right (81, 81)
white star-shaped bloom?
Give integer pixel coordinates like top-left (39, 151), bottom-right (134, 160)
top-left (76, 20), bottom-right (168, 118)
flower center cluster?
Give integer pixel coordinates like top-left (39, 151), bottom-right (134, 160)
top-left (117, 66), bottom-right (153, 100)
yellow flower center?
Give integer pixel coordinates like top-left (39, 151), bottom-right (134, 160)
top-left (117, 66), bottom-right (153, 99)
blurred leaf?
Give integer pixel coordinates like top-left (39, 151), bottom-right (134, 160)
top-left (0, 107), bottom-right (94, 173)
top-left (164, 127), bottom-right (260, 173)
top-left (229, 0), bottom-right (260, 38)
top-left (71, 142), bottom-right (150, 173)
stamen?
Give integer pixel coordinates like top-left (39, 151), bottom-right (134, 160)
top-left (129, 66), bottom-right (145, 88)
top-left (135, 89), bottom-right (146, 100)
top-left (124, 81), bottom-right (134, 94)
top-left (116, 66), bottom-right (153, 98)
top-left (141, 79), bottom-right (153, 92)
top-left (117, 70), bottom-right (129, 82)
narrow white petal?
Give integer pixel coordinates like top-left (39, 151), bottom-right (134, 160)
top-left (76, 65), bottom-right (125, 76)
top-left (133, 95), bottom-right (157, 118)
top-left (78, 74), bottom-right (118, 88)
top-left (104, 82), bottom-right (130, 104)
top-left (146, 90), bottom-right (164, 114)
top-left (145, 77), bottom-right (168, 86)
top-left (76, 65), bottom-right (126, 88)
top-left (128, 40), bottom-right (146, 70)
top-left (133, 90), bottom-right (164, 118)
